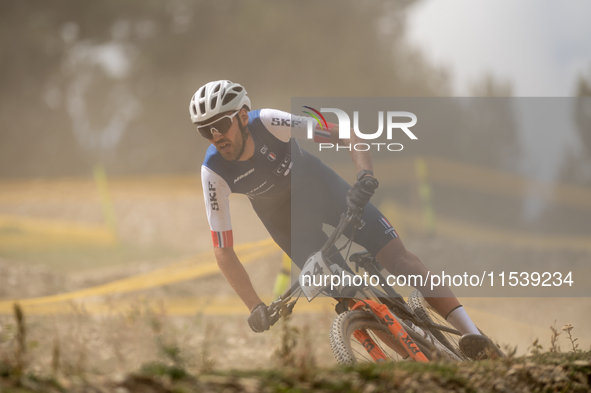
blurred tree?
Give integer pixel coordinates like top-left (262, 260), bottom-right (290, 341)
top-left (575, 70), bottom-right (591, 155)
top-left (570, 68), bottom-right (591, 184)
top-left (462, 74), bottom-right (518, 170)
top-left (402, 73), bottom-right (519, 171)
top-left (577, 71), bottom-right (591, 96)
top-left (470, 74), bottom-right (513, 97)
top-left (0, 0), bottom-right (452, 178)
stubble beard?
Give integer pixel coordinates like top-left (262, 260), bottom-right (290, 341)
top-left (217, 132), bottom-right (245, 161)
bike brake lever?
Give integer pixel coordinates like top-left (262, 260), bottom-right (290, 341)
top-left (268, 308), bottom-right (281, 326)
top-left (284, 299), bottom-right (298, 316)
top-left (268, 298), bottom-right (298, 327)
top-left (267, 301), bottom-right (282, 325)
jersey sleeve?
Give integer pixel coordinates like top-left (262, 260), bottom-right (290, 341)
top-left (259, 108), bottom-right (336, 142)
top-left (201, 165), bottom-right (233, 248)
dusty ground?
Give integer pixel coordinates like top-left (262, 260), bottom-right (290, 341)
top-left (0, 177), bottom-right (590, 378)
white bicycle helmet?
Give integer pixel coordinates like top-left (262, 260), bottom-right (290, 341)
top-left (189, 80), bottom-right (251, 124)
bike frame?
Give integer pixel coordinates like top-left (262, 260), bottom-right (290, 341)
top-left (267, 207), bottom-right (460, 362)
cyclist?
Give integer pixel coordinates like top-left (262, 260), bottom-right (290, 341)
top-left (192, 80), bottom-right (502, 360)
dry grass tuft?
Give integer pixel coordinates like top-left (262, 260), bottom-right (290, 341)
top-left (528, 338), bottom-right (543, 356)
top-left (562, 324), bottom-right (580, 353)
top-left (549, 320), bottom-right (561, 353)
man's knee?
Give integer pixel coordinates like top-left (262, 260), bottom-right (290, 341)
top-left (376, 238), bottom-right (427, 276)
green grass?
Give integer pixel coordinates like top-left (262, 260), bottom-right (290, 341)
top-left (172, 352), bottom-right (590, 393)
top-left (2, 345), bottom-right (590, 392)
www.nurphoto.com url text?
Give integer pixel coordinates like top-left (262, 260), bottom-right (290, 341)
top-left (301, 271), bottom-right (574, 291)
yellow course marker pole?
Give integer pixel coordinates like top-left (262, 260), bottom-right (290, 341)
top-left (415, 157), bottom-right (435, 235)
top-left (93, 164), bottom-right (118, 242)
top-left (272, 253), bottom-right (292, 300)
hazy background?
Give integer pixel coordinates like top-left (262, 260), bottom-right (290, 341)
top-left (1, 0), bottom-right (591, 372)
top-left (1, 0), bottom-right (590, 182)
top-left (408, 0), bottom-right (591, 97)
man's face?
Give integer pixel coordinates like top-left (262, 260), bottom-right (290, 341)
top-left (205, 112), bottom-right (245, 161)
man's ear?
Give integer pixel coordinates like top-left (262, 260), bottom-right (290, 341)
top-left (239, 108), bottom-right (249, 126)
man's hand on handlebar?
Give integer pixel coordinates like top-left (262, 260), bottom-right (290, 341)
top-left (247, 302), bottom-right (270, 333)
top-left (346, 176), bottom-right (379, 211)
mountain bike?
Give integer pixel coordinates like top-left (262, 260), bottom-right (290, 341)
top-left (266, 205), bottom-right (471, 363)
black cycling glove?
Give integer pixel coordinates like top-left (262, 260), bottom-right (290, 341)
top-left (346, 176), bottom-right (379, 211)
top-left (247, 302), bottom-right (270, 333)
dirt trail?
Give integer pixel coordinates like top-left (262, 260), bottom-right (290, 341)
top-left (1, 178), bottom-right (590, 374)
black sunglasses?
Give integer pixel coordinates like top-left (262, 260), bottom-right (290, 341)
top-left (197, 110), bottom-right (239, 139)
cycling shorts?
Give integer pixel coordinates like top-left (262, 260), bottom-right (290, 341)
top-left (252, 154), bottom-right (398, 271)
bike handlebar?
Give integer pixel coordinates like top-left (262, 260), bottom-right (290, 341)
top-left (267, 206), bottom-right (363, 327)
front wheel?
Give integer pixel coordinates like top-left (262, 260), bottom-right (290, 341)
top-left (329, 310), bottom-right (441, 364)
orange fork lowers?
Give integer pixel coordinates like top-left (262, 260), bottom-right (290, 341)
top-left (352, 300), bottom-right (429, 363)
top-left (352, 329), bottom-right (388, 362)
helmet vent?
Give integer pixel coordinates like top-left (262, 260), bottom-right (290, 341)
top-left (190, 80), bottom-right (249, 123)
top-left (222, 93), bottom-right (237, 106)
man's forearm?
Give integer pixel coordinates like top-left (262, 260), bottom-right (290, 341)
top-left (214, 247), bottom-right (263, 311)
top-left (348, 131), bottom-right (374, 176)
top-left (329, 124), bottom-right (374, 176)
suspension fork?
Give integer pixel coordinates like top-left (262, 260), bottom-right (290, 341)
top-left (352, 292), bottom-right (429, 362)
top-left (343, 288), bottom-right (407, 359)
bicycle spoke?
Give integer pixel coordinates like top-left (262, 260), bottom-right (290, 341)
top-left (369, 332), bottom-right (399, 360)
top-left (406, 290), bottom-right (464, 360)
top-left (351, 347), bottom-right (373, 362)
top-left (350, 328), bottom-right (405, 362)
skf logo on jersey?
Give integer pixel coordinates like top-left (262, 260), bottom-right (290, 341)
top-left (303, 106), bottom-right (417, 152)
top-left (271, 118), bottom-right (302, 127)
top-left (379, 217), bottom-right (399, 238)
top-left (267, 152), bottom-right (276, 161)
top-left (208, 181), bottom-right (219, 211)
top-left (260, 145), bottom-right (268, 154)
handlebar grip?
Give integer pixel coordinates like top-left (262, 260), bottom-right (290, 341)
top-left (269, 311), bottom-right (281, 326)
top-left (267, 300), bottom-right (296, 327)
top-left (360, 176), bottom-right (379, 191)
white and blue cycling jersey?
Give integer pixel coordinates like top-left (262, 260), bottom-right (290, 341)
top-left (201, 109), bottom-right (311, 247)
top-left (201, 108), bottom-right (398, 265)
